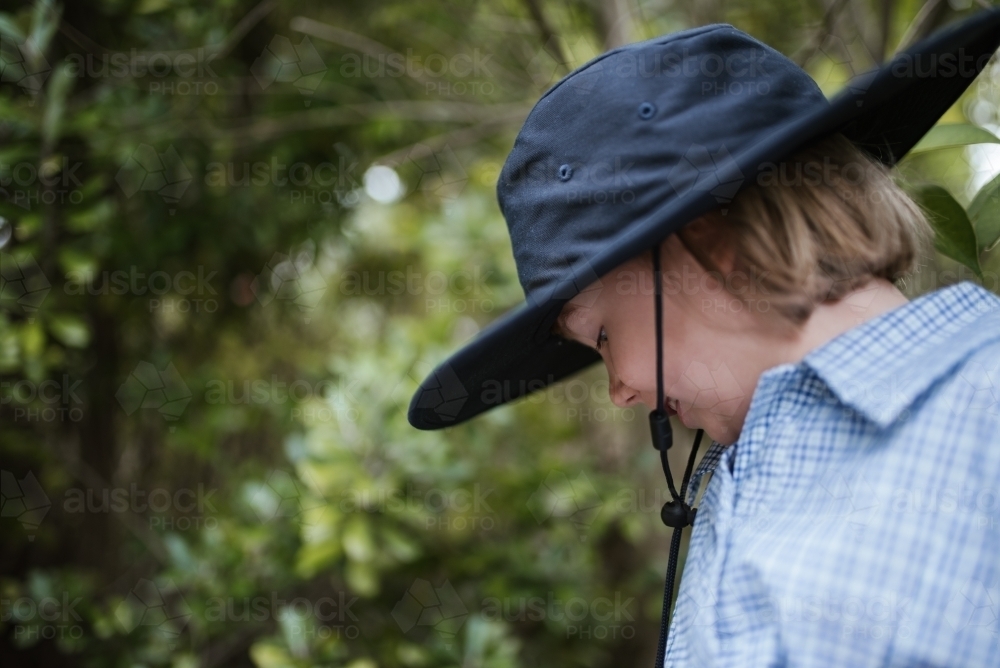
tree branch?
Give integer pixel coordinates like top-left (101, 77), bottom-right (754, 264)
top-left (895, 0), bottom-right (946, 53)
top-left (522, 0), bottom-right (568, 70)
top-left (793, 0), bottom-right (853, 67)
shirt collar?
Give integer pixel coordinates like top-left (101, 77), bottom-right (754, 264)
top-left (686, 438), bottom-right (731, 506)
top-left (802, 281), bottom-right (1000, 429)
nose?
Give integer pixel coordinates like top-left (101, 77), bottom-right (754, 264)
top-left (608, 373), bottom-right (642, 409)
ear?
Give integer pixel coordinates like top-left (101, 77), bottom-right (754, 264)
top-left (676, 213), bottom-right (737, 276)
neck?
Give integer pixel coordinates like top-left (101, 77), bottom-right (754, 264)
top-left (785, 279), bottom-right (909, 363)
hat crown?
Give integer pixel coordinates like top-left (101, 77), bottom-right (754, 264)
top-left (498, 24), bottom-right (828, 297)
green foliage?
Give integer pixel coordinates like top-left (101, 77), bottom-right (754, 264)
top-left (1, 1), bottom-right (997, 667)
top-left (903, 123), bottom-right (1000, 276)
top-left (970, 173), bottom-right (1000, 251)
top-left (913, 184), bottom-right (982, 278)
top-left (909, 123), bottom-right (1000, 154)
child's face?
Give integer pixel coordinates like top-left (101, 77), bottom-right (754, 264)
top-left (555, 233), bottom-right (792, 445)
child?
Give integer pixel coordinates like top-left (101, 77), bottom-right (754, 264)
top-left (409, 11), bottom-right (1000, 667)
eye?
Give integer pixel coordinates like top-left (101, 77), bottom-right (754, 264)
top-left (595, 327), bottom-right (607, 351)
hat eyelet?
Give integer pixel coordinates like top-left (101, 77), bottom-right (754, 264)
top-left (638, 102), bottom-right (656, 119)
top-left (557, 164), bottom-right (573, 181)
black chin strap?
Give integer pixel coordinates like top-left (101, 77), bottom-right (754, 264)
top-left (649, 241), bottom-right (704, 668)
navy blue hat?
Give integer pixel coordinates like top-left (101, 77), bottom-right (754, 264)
top-left (409, 10), bottom-right (1000, 430)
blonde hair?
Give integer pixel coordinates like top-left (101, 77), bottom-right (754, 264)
top-left (674, 132), bottom-right (932, 325)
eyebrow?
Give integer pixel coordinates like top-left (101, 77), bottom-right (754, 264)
top-left (551, 301), bottom-right (585, 339)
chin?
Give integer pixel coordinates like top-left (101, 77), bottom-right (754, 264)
top-left (702, 419), bottom-right (740, 446)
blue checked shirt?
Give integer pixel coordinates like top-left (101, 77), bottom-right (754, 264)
top-left (665, 281), bottom-right (1000, 667)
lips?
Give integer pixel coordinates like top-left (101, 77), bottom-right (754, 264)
top-left (664, 397), bottom-right (679, 416)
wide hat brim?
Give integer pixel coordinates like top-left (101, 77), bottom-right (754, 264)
top-left (408, 9), bottom-right (1000, 431)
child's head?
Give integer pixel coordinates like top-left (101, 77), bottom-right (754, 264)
top-left (551, 132), bottom-right (932, 443)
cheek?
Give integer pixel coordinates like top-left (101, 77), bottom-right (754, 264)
top-left (658, 311), bottom-right (704, 397)
top-left (659, 307), bottom-right (740, 409)
top-left (608, 339), bottom-right (655, 391)
top-left (602, 292), bottom-right (657, 391)
top-left (665, 351), bottom-right (746, 412)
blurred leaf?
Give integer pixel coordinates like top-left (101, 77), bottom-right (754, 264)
top-left (20, 320), bottom-right (45, 358)
top-left (58, 247), bottom-right (98, 278)
top-left (969, 173), bottom-right (1000, 251)
top-left (295, 540), bottom-right (342, 578)
top-left (278, 606), bottom-right (310, 658)
top-left (29, 0), bottom-right (61, 58)
top-left (0, 14), bottom-right (26, 42)
top-left (42, 63), bottom-right (74, 145)
top-left (342, 515), bottom-right (375, 563)
top-left (66, 199), bottom-right (115, 233)
top-left (0, 316), bottom-right (20, 372)
top-left (346, 659), bottom-right (378, 668)
top-left (345, 560), bottom-right (379, 597)
top-left (249, 641), bottom-right (296, 668)
top-left (915, 185), bottom-right (982, 278)
top-left (136, 0), bottom-right (173, 14)
top-left (382, 526), bottom-right (420, 562)
top-left (48, 313), bottom-right (90, 348)
top-left (909, 124), bottom-right (1000, 154)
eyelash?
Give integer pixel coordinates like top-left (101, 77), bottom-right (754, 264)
top-left (596, 327), bottom-right (607, 351)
